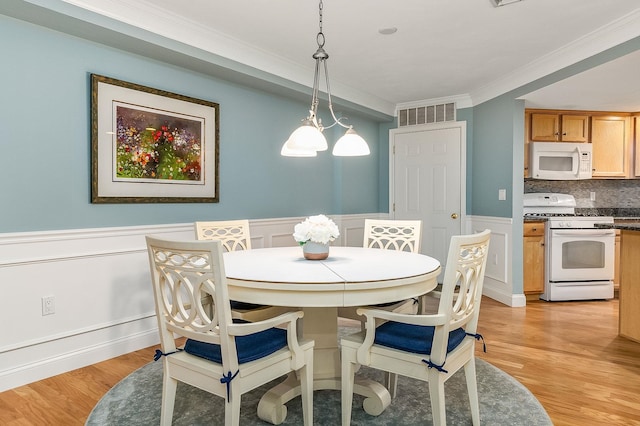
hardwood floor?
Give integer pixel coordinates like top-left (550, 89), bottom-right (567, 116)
top-left (1, 296), bottom-right (639, 425)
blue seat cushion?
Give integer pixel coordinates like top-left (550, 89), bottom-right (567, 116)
top-left (184, 321), bottom-right (288, 364)
top-left (374, 321), bottom-right (467, 355)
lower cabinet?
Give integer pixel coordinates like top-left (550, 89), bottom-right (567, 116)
top-left (523, 222), bottom-right (545, 294)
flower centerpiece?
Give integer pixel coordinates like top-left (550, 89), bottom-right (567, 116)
top-left (293, 214), bottom-right (340, 260)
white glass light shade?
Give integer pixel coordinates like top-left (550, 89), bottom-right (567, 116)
top-left (332, 128), bottom-right (370, 156)
top-left (285, 122), bottom-right (328, 152)
top-left (281, 140), bottom-right (317, 157)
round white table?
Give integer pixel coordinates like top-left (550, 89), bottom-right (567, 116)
top-left (223, 246), bottom-right (441, 424)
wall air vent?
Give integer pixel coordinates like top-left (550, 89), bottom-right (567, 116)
top-left (398, 102), bottom-right (456, 127)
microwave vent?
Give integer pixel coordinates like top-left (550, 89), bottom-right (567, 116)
top-left (398, 102), bottom-right (456, 127)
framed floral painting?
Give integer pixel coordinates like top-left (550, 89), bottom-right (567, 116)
top-left (91, 74), bottom-right (219, 203)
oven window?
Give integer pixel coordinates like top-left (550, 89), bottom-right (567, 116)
top-left (562, 240), bottom-right (605, 269)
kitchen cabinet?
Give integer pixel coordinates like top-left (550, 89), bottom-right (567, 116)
top-left (530, 113), bottom-right (589, 142)
top-left (620, 230), bottom-right (640, 343)
top-left (523, 222), bottom-right (545, 294)
top-left (591, 115), bottom-right (631, 178)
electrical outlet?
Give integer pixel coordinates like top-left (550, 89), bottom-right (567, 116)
top-left (498, 189), bottom-right (507, 201)
top-left (42, 296), bottom-right (55, 316)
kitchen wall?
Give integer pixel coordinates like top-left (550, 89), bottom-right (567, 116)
top-left (525, 179), bottom-right (640, 215)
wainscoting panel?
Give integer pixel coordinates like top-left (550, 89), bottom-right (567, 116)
top-left (0, 214), bottom-right (377, 392)
top-left (466, 216), bottom-right (523, 307)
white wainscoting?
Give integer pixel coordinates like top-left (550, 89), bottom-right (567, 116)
top-left (0, 214), bottom-right (378, 392)
top-left (466, 215), bottom-right (525, 308)
top-left (0, 212), bottom-right (522, 391)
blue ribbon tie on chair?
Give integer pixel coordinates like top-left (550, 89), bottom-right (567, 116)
top-left (422, 358), bottom-right (448, 373)
top-left (153, 349), bottom-right (182, 361)
top-left (466, 332), bottom-right (487, 353)
top-left (220, 370), bottom-right (240, 402)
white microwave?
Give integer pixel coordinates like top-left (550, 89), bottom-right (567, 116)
top-left (529, 142), bottom-right (592, 180)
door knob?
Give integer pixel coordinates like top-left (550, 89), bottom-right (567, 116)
top-left (451, 213), bottom-right (458, 219)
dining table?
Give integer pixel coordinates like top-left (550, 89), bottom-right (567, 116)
top-left (223, 245), bottom-right (441, 424)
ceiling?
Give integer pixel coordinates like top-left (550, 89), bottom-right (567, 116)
top-left (30, 0), bottom-right (640, 113)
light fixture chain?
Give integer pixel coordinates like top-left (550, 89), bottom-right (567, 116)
top-left (318, 0), bottom-right (323, 34)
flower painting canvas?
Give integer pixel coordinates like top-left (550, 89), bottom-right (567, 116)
top-left (91, 74), bottom-right (219, 203)
top-left (114, 105), bottom-right (203, 183)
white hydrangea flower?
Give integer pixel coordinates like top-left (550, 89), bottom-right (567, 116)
top-left (293, 214), bottom-right (340, 245)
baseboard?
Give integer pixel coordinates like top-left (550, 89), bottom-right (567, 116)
top-left (0, 329), bottom-right (159, 393)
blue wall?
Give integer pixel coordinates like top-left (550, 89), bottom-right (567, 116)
top-left (469, 36), bottom-right (640, 219)
top-left (0, 15), bottom-right (388, 233)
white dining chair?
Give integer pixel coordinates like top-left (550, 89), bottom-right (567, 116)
top-left (338, 219), bottom-right (423, 326)
top-left (146, 236), bottom-right (314, 426)
top-left (195, 220), bottom-right (294, 322)
top-left (340, 229), bottom-right (491, 426)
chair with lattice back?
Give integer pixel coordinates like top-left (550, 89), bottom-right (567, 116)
top-left (341, 229), bottom-right (491, 426)
top-left (363, 219), bottom-right (422, 253)
top-left (145, 236), bottom-right (314, 426)
top-left (195, 220), bottom-right (294, 322)
top-left (338, 219), bottom-right (423, 325)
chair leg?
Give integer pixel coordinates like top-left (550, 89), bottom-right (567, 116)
top-left (225, 387), bottom-right (242, 426)
top-left (341, 356), bottom-right (356, 426)
top-left (464, 359), bottom-right (480, 426)
top-left (160, 370), bottom-right (177, 426)
top-left (428, 373), bottom-right (447, 426)
top-left (300, 350), bottom-right (314, 426)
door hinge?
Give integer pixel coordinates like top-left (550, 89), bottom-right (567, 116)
top-left (393, 203), bottom-right (395, 212)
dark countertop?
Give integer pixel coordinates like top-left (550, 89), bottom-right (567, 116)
top-left (524, 217), bottom-right (547, 223)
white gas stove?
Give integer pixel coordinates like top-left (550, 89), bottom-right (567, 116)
top-left (523, 193), bottom-right (615, 301)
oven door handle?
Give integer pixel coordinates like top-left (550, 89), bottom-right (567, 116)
top-left (551, 230), bottom-right (616, 237)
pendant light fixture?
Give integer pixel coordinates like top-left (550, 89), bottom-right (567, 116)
top-left (281, 0), bottom-right (370, 157)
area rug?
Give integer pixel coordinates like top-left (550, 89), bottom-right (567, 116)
top-left (87, 354), bottom-right (551, 425)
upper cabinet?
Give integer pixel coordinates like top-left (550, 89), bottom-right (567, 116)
top-left (530, 113), bottom-right (589, 142)
top-left (591, 115), bottom-right (631, 178)
top-left (525, 109), bottom-right (637, 180)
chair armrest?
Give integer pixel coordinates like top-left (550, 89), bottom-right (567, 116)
top-left (227, 311), bottom-right (308, 369)
top-left (227, 311), bottom-right (303, 336)
top-left (354, 308), bottom-right (447, 366)
top-left (356, 307), bottom-right (447, 327)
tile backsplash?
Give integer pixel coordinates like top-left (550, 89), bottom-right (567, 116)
top-left (524, 179), bottom-right (640, 216)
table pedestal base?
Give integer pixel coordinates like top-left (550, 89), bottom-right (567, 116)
top-left (257, 373), bottom-right (391, 425)
top-left (256, 307), bottom-right (391, 424)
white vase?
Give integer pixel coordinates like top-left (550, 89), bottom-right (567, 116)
top-left (302, 241), bottom-right (329, 260)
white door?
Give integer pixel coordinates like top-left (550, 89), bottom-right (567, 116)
top-left (390, 122), bottom-right (466, 273)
